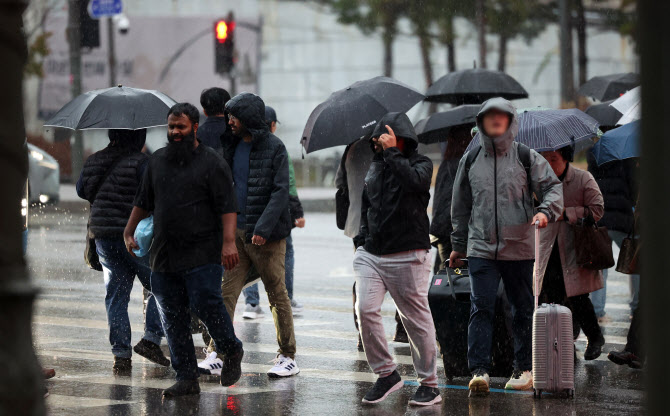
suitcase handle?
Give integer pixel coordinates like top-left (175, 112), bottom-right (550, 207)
top-left (447, 261), bottom-right (469, 301)
top-left (534, 221), bottom-right (540, 311)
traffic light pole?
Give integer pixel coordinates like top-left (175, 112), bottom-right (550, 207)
top-left (68, 0), bottom-right (84, 181)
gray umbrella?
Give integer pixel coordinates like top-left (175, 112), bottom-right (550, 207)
top-left (44, 85), bottom-right (177, 130)
top-left (301, 76), bottom-right (424, 153)
top-left (585, 100), bottom-right (622, 129)
top-left (425, 69), bottom-right (528, 104)
top-left (414, 105), bottom-right (479, 144)
top-left (577, 73), bottom-right (639, 102)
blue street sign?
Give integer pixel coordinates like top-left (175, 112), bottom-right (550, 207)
top-left (88, 0), bottom-right (123, 18)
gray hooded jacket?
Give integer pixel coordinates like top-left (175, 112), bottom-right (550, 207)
top-left (450, 98), bottom-right (563, 261)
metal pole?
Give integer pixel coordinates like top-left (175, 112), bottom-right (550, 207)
top-left (639, 2), bottom-right (670, 415)
top-left (69, 0), bottom-right (84, 181)
top-left (107, 16), bottom-right (116, 86)
top-left (558, 0), bottom-right (575, 108)
top-left (0, 0), bottom-right (45, 413)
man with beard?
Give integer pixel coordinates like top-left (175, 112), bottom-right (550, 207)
top-left (199, 93), bottom-right (298, 378)
top-left (124, 103), bottom-right (243, 397)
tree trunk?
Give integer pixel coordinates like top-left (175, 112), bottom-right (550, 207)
top-left (443, 15), bottom-right (456, 72)
top-left (381, 15), bottom-right (396, 77)
top-left (418, 31), bottom-right (433, 88)
top-left (476, 0), bottom-right (487, 68)
top-left (559, 0), bottom-right (575, 107)
top-left (498, 33), bottom-right (508, 72)
top-left (575, 0), bottom-right (587, 86)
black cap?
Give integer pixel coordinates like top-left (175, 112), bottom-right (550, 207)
top-left (265, 106), bottom-right (279, 124)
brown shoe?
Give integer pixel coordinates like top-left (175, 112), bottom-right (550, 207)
top-left (42, 368), bottom-right (56, 379)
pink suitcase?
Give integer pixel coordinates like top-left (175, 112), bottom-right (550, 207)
top-left (532, 223), bottom-right (575, 398)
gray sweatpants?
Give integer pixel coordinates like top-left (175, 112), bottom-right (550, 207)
top-left (353, 246), bottom-right (438, 387)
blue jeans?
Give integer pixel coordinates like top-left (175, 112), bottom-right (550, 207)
top-left (468, 257), bottom-right (534, 373)
top-left (590, 230), bottom-right (640, 317)
top-left (96, 239), bottom-right (164, 358)
top-left (151, 264), bottom-right (242, 381)
top-left (244, 235), bottom-right (294, 304)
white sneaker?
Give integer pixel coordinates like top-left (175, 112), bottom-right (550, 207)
top-left (505, 370), bottom-right (533, 390)
top-left (468, 370), bottom-right (490, 395)
top-left (243, 304), bottom-right (264, 320)
top-left (290, 299), bottom-right (304, 316)
top-left (267, 354), bottom-right (300, 378)
top-left (198, 350), bottom-right (223, 376)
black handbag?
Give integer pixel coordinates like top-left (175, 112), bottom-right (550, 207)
top-left (616, 211), bottom-right (640, 275)
top-left (573, 210), bottom-right (615, 270)
top-left (84, 155), bottom-right (127, 271)
top-left (428, 261), bottom-right (471, 303)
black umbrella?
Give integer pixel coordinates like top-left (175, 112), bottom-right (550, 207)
top-left (301, 76), bottom-right (424, 153)
top-left (577, 72), bottom-right (640, 101)
top-left (425, 69), bottom-right (528, 104)
top-left (414, 105), bottom-right (479, 144)
top-left (44, 85), bottom-right (177, 130)
top-left (585, 100), bottom-right (623, 129)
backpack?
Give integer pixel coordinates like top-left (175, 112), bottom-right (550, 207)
top-left (464, 142), bottom-right (533, 192)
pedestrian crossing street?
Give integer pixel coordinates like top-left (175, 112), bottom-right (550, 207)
top-left (28, 212), bottom-right (643, 415)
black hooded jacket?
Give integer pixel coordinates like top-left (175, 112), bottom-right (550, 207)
top-left (587, 152), bottom-right (637, 234)
top-left (78, 129), bottom-right (148, 239)
top-left (222, 93), bottom-right (291, 243)
top-left (354, 112), bottom-right (433, 255)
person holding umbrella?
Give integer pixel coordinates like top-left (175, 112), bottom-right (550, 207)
top-left (77, 129), bottom-right (169, 372)
top-left (450, 98), bottom-right (564, 394)
top-left (353, 112), bottom-right (440, 406)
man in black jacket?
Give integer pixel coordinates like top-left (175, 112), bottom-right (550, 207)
top-left (77, 129), bottom-right (169, 372)
top-left (198, 87), bottom-right (231, 155)
top-left (353, 112), bottom-right (440, 407)
top-left (209, 92), bottom-right (298, 378)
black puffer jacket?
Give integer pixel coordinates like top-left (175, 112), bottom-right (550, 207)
top-left (587, 152), bottom-right (638, 234)
top-left (355, 112), bottom-right (433, 255)
top-left (222, 93), bottom-right (291, 243)
top-left (78, 130), bottom-right (148, 239)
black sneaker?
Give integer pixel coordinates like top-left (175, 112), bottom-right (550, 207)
top-left (608, 350), bottom-right (643, 368)
top-left (409, 386), bottom-right (442, 406)
top-left (133, 339), bottom-right (171, 367)
top-left (584, 335), bottom-right (605, 360)
top-left (112, 357), bottom-right (132, 373)
top-left (362, 370), bottom-right (403, 404)
top-left (357, 334), bottom-right (364, 352)
top-left (220, 349), bottom-right (244, 387)
top-left (162, 380), bottom-right (200, 397)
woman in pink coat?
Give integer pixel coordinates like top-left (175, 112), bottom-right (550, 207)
top-left (537, 145), bottom-right (606, 361)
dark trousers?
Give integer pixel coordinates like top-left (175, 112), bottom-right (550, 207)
top-left (539, 244), bottom-right (603, 343)
top-left (151, 264), bottom-right (242, 381)
top-left (468, 257), bottom-right (534, 373)
top-left (626, 302), bottom-right (643, 359)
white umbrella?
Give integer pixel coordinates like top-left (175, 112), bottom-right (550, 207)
top-left (610, 86), bottom-right (641, 125)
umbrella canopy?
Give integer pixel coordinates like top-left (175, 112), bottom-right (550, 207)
top-left (301, 76), bottom-right (424, 153)
top-left (591, 120), bottom-right (640, 166)
top-left (611, 86), bottom-right (641, 125)
top-left (44, 85), bottom-right (177, 130)
top-left (466, 108), bottom-right (600, 153)
top-left (585, 100), bottom-right (623, 129)
top-left (414, 105), bottom-right (479, 144)
top-left (577, 72), bottom-right (640, 101)
top-left (425, 69), bottom-right (528, 104)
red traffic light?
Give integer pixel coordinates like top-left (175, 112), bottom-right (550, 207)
top-left (216, 20), bottom-right (235, 43)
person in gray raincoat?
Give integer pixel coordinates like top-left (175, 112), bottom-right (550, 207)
top-left (450, 98), bottom-right (563, 394)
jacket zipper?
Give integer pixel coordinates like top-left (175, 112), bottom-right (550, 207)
top-left (493, 144), bottom-right (500, 260)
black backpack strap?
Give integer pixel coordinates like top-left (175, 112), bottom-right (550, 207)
top-left (464, 146), bottom-right (481, 178)
top-left (516, 143), bottom-right (532, 193)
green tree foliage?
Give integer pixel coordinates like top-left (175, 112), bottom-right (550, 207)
top-left (24, 32), bottom-right (51, 78)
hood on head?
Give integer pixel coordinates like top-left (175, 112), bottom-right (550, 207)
top-left (371, 112), bottom-right (419, 154)
top-left (225, 92), bottom-right (270, 140)
top-left (475, 97), bottom-right (518, 154)
top-left (108, 128), bottom-right (147, 152)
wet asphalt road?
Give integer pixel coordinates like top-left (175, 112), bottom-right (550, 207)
top-left (27, 207), bottom-right (644, 415)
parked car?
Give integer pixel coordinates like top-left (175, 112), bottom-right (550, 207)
top-left (28, 143), bottom-right (59, 204)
